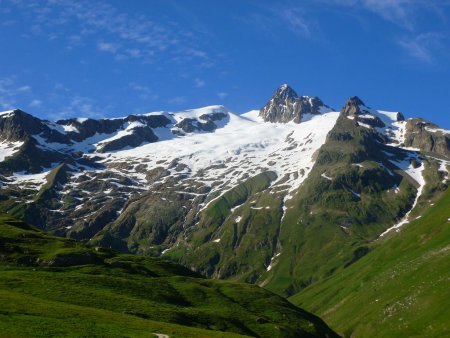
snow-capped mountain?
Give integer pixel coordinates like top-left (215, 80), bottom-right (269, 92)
top-left (0, 84), bottom-right (449, 296)
top-left (259, 84), bottom-right (332, 123)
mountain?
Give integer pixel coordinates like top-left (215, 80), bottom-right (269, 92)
top-left (289, 187), bottom-right (450, 337)
top-left (0, 212), bottom-right (338, 337)
top-left (0, 84), bottom-right (449, 332)
top-left (259, 84), bottom-right (332, 123)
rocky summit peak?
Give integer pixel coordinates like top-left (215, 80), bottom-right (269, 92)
top-left (347, 96), bottom-right (366, 107)
top-left (341, 97), bottom-right (388, 128)
top-left (341, 96), bottom-right (369, 117)
top-left (0, 108), bottom-right (28, 118)
top-left (259, 85), bottom-right (330, 124)
top-left (276, 84), bottom-right (298, 99)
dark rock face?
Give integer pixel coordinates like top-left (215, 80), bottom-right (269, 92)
top-left (175, 112), bottom-right (228, 133)
top-left (403, 119), bottom-right (450, 158)
top-left (259, 84), bottom-right (331, 123)
top-left (0, 109), bottom-right (71, 144)
top-left (341, 96), bottom-right (366, 116)
top-left (99, 127), bottom-right (158, 153)
top-left (0, 137), bottom-right (69, 175)
top-left (58, 118), bottom-right (123, 142)
top-left (0, 110), bottom-right (75, 174)
top-left (341, 96), bottom-right (385, 128)
top-left (175, 118), bottom-right (200, 133)
top-left (396, 112), bottom-right (405, 122)
top-left (57, 114), bottom-right (171, 143)
top-left (199, 112), bottom-right (227, 122)
top-left (0, 110), bottom-right (175, 174)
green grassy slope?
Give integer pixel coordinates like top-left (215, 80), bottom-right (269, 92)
top-left (261, 115), bottom-right (420, 297)
top-left (0, 213), bottom-right (338, 338)
top-left (166, 171), bottom-right (283, 283)
top-left (290, 188), bottom-right (450, 338)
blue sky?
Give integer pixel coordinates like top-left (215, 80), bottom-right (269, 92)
top-left (0, 0), bottom-right (449, 128)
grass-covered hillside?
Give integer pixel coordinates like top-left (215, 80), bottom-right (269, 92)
top-left (290, 188), bottom-right (450, 338)
top-left (261, 114), bottom-right (420, 296)
top-left (0, 213), bottom-right (338, 338)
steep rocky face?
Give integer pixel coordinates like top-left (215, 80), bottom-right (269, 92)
top-left (341, 96), bottom-right (387, 128)
top-left (57, 114), bottom-right (171, 143)
top-left (259, 84), bottom-right (331, 123)
top-left (174, 111), bottom-right (228, 134)
top-left (98, 126), bottom-right (158, 153)
top-left (0, 107), bottom-right (230, 175)
top-left (403, 118), bottom-right (450, 159)
top-left (0, 105), bottom-right (236, 234)
top-left (0, 109), bottom-right (71, 144)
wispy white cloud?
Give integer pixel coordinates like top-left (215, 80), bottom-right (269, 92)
top-left (49, 95), bottom-right (104, 120)
top-left (217, 92), bottom-right (228, 99)
top-left (128, 82), bottom-right (159, 100)
top-left (6, 0), bottom-right (211, 66)
top-left (354, 0), bottom-right (418, 29)
top-left (67, 34), bottom-right (83, 49)
top-left (0, 76), bottom-right (33, 110)
top-left (17, 85), bottom-right (31, 92)
top-left (29, 99), bottom-right (42, 107)
top-left (320, 0), bottom-right (450, 63)
top-left (125, 48), bottom-right (142, 59)
top-left (97, 42), bottom-right (120, 53)
top-left (240, 5), bottom-right (314, 40)
top-left (0, 77), bottom-right (16, 110)
top-left (168, 96), bottom-right (186, 105)
top-left (397, 32), bottom-right (443, 63)
top-left (319, 0), bottom-right (447, 30)
top-left (53, 83), bottom-right (70, 92)
top-left (243, 1), bottom-right (449, 65)
top-left (194, 78), bottom-right (205, 88)
top-left (281, 8), bottom-right (311, 38)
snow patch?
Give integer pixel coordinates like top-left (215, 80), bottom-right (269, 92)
top-left (0, 140), bottom-right (24, 162)
top-left (360, 114), bottom-right (375, 119)
top-left (0, 110), bottom-right (15, 118)
top-left (321, 172), bottom-right (332, 181)
top-left (161, 247), bottom-right (173, 255)
top-left (425, 126), bottom-right (450, 135)
top-left (266, 252), bottom-right (281, 271)
top-left (349, 189), bottom-right (361, 198)
top-left (380, 152), bottom-right (425, 237)
top-left (357, 122), bottom-right (372, 129)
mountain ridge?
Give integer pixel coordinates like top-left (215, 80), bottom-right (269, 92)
top-left (0, 85), bottom-right (449, 300)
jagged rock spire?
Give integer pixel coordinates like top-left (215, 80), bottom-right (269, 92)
top-left (259, 84), bottom-right (331, 123)
top-left (341, 96), bottom-right (387, 128)
top-left (342, 96), bottom-right (404, 122)
top-left (341, 96), bottom-right (367, 118)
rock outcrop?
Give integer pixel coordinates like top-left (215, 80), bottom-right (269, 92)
top-left (403, 118), bottom-right (450, 158)
top-left (341, 96), bottom-right (386, 128)
top-left (259, 84), bottom-right (331, 123)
